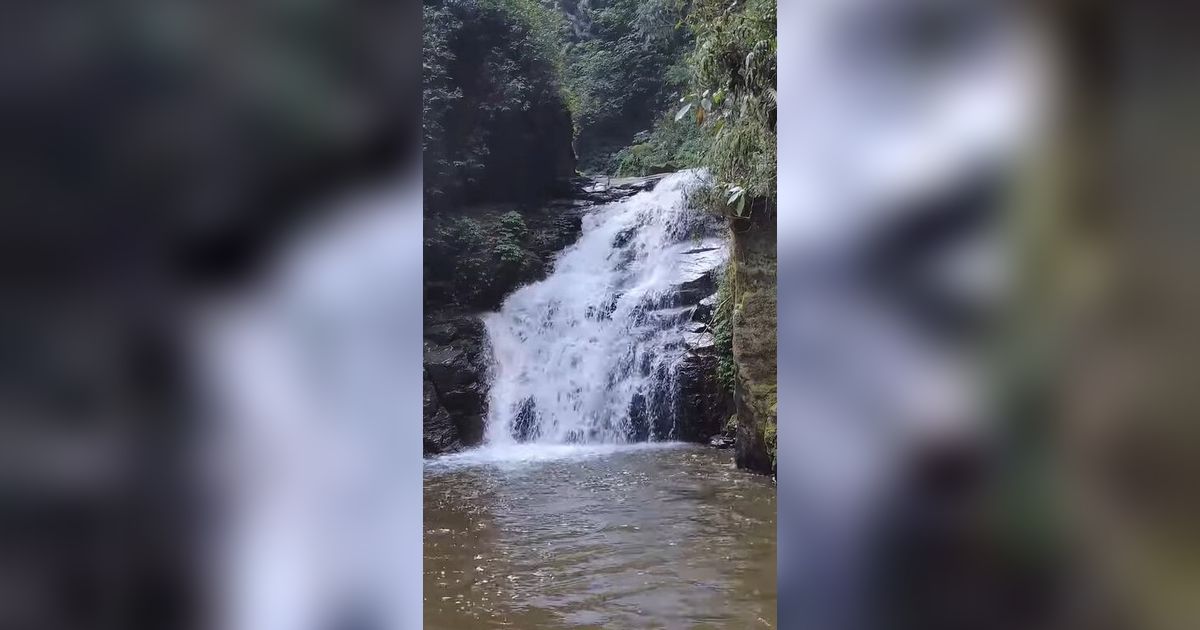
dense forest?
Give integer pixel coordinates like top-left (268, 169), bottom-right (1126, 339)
top-left (423, 0), bottom-right (777, 472)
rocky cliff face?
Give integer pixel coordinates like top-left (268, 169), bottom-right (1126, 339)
top-left (620, 240), bottom-right (731, 444)
top-left (670, 247), bottom-right (733, 443)
top-left (730, 211), bottom-right (778, 474)
top-left (423, 205), bottom-right (579, 454)
top-left (422, 0), bottom-right (586, 454)
top-left (675, 295), bottom-right (734, 443)
top-left (423, 314), bottom-right (490, 454)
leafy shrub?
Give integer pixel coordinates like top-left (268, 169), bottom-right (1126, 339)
top-left (425, 208), bottom-right (538, 308)
top-left (612, 104), bottom-right (708, 176)
top-left (498, 210), bottom-right (528, 241)
top-left (493, 210), bottom-right (530, 264)
top-left (623, 0), bottom-right (776, 213)
top-left (687, 0), bottom-right (776, 215)
top-left (493, 241), bottom-right (526, 265)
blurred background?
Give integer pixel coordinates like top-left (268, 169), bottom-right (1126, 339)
top-left (0, 0), bottom-right (1198, 629)
top-left (778, 1), bottom-right (1200, 630)
top-left (0, 1), bottom-right (423, 629)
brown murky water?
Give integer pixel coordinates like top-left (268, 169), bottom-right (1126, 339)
top-left (424, 443), bottom-right (777, 629)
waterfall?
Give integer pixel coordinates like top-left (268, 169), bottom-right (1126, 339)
top-left (483, 170), bottom-right (725, 445)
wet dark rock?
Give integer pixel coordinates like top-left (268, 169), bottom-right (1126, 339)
top-left (576, 172), bottom-right (668, 203)
top-left (424, 374), bottom-right (462, 455)
top-left (690, 295), bottom-right (717, 324)
top-left (643, 241), bottom-right (725, 311)
top-left (423, 313), bottom-right (489, 453)
top-left (647, 373), bottom-right (675, 440)
top-left (640, 306), bottom-right (692, 330)
top-left (710, 435), bottom-right (735, 449)
top-left (608, 173), bottom-right (671, 191)
top-left (425, 316), bottom-right (485, 347)
top-left (512, 398), bottom-right (540, 442)
top-left (586, 294), bottom-right (620, 321)
top-left (612, 226), bottom-right (636, 249)
top-left (666, 234), bottom-right (732, 442)
top-left (674, 270), bottom-right (718, 306)
top-left (626, 393), bottom-right (650, 442)
top-left (642, 271), bottom-right (718, 311)
top-left (674, 350), bottom-right (732, 443)
top-left (683, 329), bottom-right (717, 354)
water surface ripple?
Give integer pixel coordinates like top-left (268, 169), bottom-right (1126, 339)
top-left (424, 444), bottom-right (776, 629)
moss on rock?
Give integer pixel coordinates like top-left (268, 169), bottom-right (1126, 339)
top-left (730, 210), bottom-right (776, 475)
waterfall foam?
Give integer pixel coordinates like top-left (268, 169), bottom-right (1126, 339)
top-left (483, 170), bottom-right (725, 445)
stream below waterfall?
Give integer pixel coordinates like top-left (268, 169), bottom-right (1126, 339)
top-left (424, 444), bottom-right (776, 629)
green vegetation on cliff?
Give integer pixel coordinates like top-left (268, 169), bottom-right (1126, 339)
top-left (680, 0), bottom-right (777, 472)
top-left (423, 0), bottom-right (577, 209)
top-left (685, 0), bottom-right (777, 212)
top-left (560, 0), bottom-right (693, 171)
top-left (423, 0), bottom-right (583, 311)
top-left (629, 0), bottom-right (776, 207)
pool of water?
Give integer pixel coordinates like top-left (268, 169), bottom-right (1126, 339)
top-left (424, 442), bottom-right (777, 629)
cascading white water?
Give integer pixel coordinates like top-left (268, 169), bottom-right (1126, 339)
top-left (483, 170), bottom-right (725, 445)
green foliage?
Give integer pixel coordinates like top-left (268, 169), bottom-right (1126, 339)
top-left (611, 105), bottom-right (708, 176)
top-left (685, 0), bottom-right (777, 216)
top-left (498, 210), bottom-right (528, 241)
top-left (624, 0), bottom-right (776, 214)
top-left (711, 261), bottom-right (736, 395)
top-left (450, 216), bottom-right (485, 245)
top-left (423, 0), bottom-right (573, 206)
top-left (482, 0), bottom-right (572, 78)
top-left (425, 216), bottom-right (491, 296)
top-left (424, 207), bottom-right (540, 307)
top-left (493, 240), bottom-right (527, 264)
top-left (493, 211), bottom-right (529, 263)
top-left (563, 0), bottom-right (692, 170)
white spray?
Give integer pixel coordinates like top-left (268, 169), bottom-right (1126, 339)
top-left (483, 170), bottom-right (725, 445)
